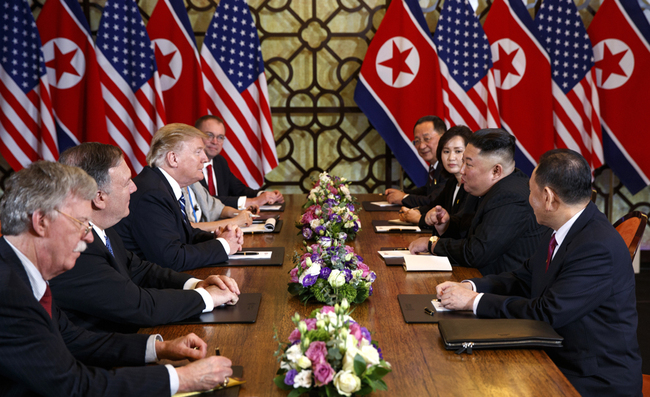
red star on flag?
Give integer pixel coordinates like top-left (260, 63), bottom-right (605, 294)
top-left (493, 44), bottom-right (520, 82)
top-left (379, 41), bottom-right (414, 84)
top-left (595, 43), bottom-right (628, 85)
top-left (45, 43), bottom-right (79, 84)
top-left (154, 44), bottom-right (177, 79)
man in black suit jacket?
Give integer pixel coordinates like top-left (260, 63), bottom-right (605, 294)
top-left (51, 143), bottom-right (240, 333)
top-left (436, 149), bottom-right (642, 396)
top-left (384, 115), bottom-right (448, 208)
top-left (410, 129), bottom-right (546, 275)
top-left (195, 115), bottom-right (283, 209)
top-left (0, 161), bottom-right (232, 396)
top-left (114, 123), bottom-right (244, 271)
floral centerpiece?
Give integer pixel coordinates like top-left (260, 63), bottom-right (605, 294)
top-left (288, 242), bottom-right (376, 305)
top-left (274, 300), bottom-right (391, 396)
top-left (296, 172), bottom-right (361, 244)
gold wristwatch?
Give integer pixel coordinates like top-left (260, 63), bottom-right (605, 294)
top-left (428, 236), bottom-right (439, 253)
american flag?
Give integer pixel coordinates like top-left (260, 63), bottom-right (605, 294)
top-left (434, 0), bottom-right (499, 131)
top-left (201, 0), bottom-right (278, 189)
top-left (535, 0), bottom-right (603, 170)
top-left (96, 0), bottom-right (166, 174)
top-left (0, 0), bottom-right (58, 171)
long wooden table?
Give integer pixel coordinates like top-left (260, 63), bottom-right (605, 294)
top-left (140, 194), bottom-right (578, 396)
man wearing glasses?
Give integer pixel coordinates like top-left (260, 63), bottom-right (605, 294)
top-left (0, 161), bottom-right (233, 396)
top-left (384, 115), bottom-right (448, 208)
top-left (195, 115), bottom-right (283, 210)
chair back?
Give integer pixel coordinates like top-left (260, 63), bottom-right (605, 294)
top-left (613, 211), bottom-right (648, 260)
top-left (591, 189), bottom-right (597, 203)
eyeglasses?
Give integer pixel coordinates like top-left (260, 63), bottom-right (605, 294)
top-left (412, 135), bottom-right (433, 147)
top-left (206, 133), bottom-right (226, 142)
top-left (56, 210), bottom-right (92, 238)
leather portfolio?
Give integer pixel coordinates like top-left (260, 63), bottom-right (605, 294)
top-left (438, 318), bottom-right (563, 354)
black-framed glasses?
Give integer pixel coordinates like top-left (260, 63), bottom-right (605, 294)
top-left (56, 210), bottom-right (92, 237)
top-left (206, 133), bottom-right (226, 142)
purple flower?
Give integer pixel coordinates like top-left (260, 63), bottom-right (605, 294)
top-left (367, 271), bottom-right (377, 283)
top-left (288, 328), bottom-right (301, 343)
top-left (302, 227), bottom-right (313, 239)
top-left (369, 285), bottom-right (373, 296)
top-left (329, 213), bottom-right (342, 223)
top-left (352, 223), bottom-right (359, 232)
top-left (331, 255), bottom-right (340, 264)
top-left (342, 269), bottom-right (352, 282)
top-left (361, 327), bottom-right (371, 342)
top-left (315, 226), bottom-right (326, 236)
top-left (319, 267), bottom-right (332, 279)
top-left (347, 204), bottom-right (355, 212)
top-left (373, 342), bottom-right (383, 360)
top-left (311, 253), bottom-right (320, 262)
top-left (302, 274), bottom-right (318, 287)
top-left (313, 362), bottom-right (336, 386)
top-left (356, 255), bottom-right (364, 263)
top-left (284, 369), bottom-right (298, 386)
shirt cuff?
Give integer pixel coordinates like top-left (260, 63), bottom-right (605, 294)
top-left (256, 191), bottom-right (264, 197)
top-left (472, 293), bottom-right (484, 315)
top-left (217, 237), bottom-right (230, 255)
top-left (463, 280), bottom-right (477, 292)
top-left (145, 334), bottom-right (163, 363)
top-left (183, 278), bottom-right (202, 290)
top-left (237, 196), bottom-right (246, 210)
top-left (166, 364), bottom-right (179, 396)
top-left (194, 288), bottom-right (214, 312)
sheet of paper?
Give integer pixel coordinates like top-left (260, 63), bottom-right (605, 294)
top-left (403, 255), bottom-right (452, 271)
top-left (260, 204), bottom-right (282, 210)
top-left (240, 224), bottom-right (269, 233)
top-left (432, 299), bottom-right (451, 312)
top-left (228, 251), bottom-right (273, 260)
top-left (376, 225), bottom-right (421, 232)
top-left (378, 250), bottom-right (410, 258)
top-left (370, 201), bottom-right (399, 207)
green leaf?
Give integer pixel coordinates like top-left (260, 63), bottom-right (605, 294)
top-left (288, 283), bottom-right (303, 296)
top-left (328, 347), bottom-right (342, 360)
top-left (273, 374), bottom-right (292, 390)
top-left (355, 384), bottom-right (374, 396)
top-left (373, 379), bottom-right (388, 391)
top-left (353, 353), bottom-right (367, 377)
top-left (288, 387), bottom-right (309, 397)
top-left (368, 366), bottom-right (390, 379)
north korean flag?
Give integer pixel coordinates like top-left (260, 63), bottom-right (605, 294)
top-left (484, 0), bottom-right (553, 175)
top-left (148, 0), bottom-right (208, 125)
top-left (354, 0), bottom-right (444, 187)
top-left (37, 0), bottom-right (109, 151)
top-left (588, 0), bottom-right (650, 194)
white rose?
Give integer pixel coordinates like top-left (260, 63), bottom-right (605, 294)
top-left (286, 344), bottom-right (302, 363)
top-left (352, 269), bottom-right (363, 280)
top-left (309, 219), bottom-right (321, 228)
top-left (342, 342), bottom-right (360, 372)
top-left (293, 370), bottom-right (312, 389)
top-left (328, 270), bottom-right (346, 288)
top-left (308, 192), bottom-right (316, 201)
top-left (333, 370), bottom-right (361, 396)
top-left (306, 263), bottom-right (321, 277)
top-left (280, 361), bottom-right (292, 370)
top-left (359, 345), bottom-right (380, 366)
top-left (341, 185), bottom-right (350, 196)
top-left (344, 221), bottom-right (353, 228)
top-left (297, 355), bottom-right (312, 369)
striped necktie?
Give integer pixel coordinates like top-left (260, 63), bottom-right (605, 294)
top-left (105, 233), bottom-right (115, 256)
top-left (178, 195), bottom-right (189, 223)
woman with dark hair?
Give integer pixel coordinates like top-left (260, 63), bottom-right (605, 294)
top-left (399, 125), bottom-right (475, 228)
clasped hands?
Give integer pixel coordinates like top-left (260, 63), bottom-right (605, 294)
top-left (155, 333), bottom-right (233, 393)
top-left (435, 281), bottom-right (478, 311)
top-left (196, 275), bottom-right (240, 306)
top-left (215, 224), bottom-right (244, 253)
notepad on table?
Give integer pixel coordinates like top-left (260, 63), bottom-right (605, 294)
top-left (228, 251), bottom-right (273, 260)
top-left (260, 204), bottom-right (283, 211)
top-left (376, 225), bottom-right (421, 232)
top-left (370, 201), bottom-right (399, 207)
top-left (403, 255), bottom-right (452, 271)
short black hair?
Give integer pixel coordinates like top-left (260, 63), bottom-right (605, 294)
top-left (534, 149), bottom-right (592, 205)
top-left (195, 115), bottom-right (225, 131)
top-left (414, 115), bottom-right (446, 135)
top-left (59, 143), bottom-right (123, 191)
top-left (436, 125), bottom-right (472, 178)
top-left (468, 128), bottom-right (515, 164)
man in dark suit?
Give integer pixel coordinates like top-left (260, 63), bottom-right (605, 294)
top-left (114, 123), bottom-right (244, 271)
top-left (195, 115), bottom-right (284, 209)
top-left (409, 129), bottom-right (546, 275)
top-left (0, 161), bottom-right (233, 396)
top-left (436, 149), bottom-right (642, 396)
top-left (51, 143), bottom-right (240, 333)
top-left (384, 115), bottom-right (448, 208)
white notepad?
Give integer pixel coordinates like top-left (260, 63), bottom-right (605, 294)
top-left (376, 225), bottom-right (421, 232)
top-left (370, 201), bottom-right (399, 207)
top-left (241, 218), bottom-right (276, 233)
top-left (228, 251), bottom-right (273, 260)
top-left (403, 255), bottom-right (452, 271)
top-left (260, 204), bottom-right (283, 211)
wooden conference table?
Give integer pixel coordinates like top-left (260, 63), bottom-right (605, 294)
top-left (140, 194), bottom-right (578, 396)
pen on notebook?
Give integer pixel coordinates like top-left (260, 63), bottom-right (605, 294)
top-left (424, 307), bottom-right (434, 316)
top-left (231, 252), bottom-right (260, 256)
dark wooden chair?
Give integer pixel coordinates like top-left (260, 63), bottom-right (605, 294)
top-left (613, 211), bottom-right (647, 260)
top-left (591, 189), bottom-right (597, 203)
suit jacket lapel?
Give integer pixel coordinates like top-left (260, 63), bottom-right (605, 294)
top-left (151, 166), bottom-right (194, 238)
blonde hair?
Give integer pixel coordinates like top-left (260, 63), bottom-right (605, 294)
top-left (146, 123), bottom-right (208, 167)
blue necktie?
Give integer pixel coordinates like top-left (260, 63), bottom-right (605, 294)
top-left (178, 195), bottom-right (189, 223)
top-left (105, 234), bottom-right (115, 257)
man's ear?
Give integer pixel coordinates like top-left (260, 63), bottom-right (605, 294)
top-left (92, 190), bottom-right (107, 210)
top-left (31, 210), bottom-right (48, 237)
top-left (544, 187), bottom-right (560, 212)
top-left (491, 163), bottom-right (503, 181)
top-left (166, 150), bottom-right (178, 168)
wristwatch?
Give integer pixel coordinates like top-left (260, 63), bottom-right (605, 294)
top-left (428, 236), bottom-right (439, 253)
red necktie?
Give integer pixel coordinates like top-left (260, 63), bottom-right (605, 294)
top-left (206, 164), bottom-right (216, 196)
top-left (40, 285), bottom-right (52, 318)
top-left (545, 233), bottom-right (557, 272)
top-left (428, 165), bottom-right (435, 184)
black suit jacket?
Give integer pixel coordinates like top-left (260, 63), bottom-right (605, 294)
top-left (402, 162), bottom-right (447, 208)
top-left (0, 238), bottom-right (170, 396)
top-left (416, 177), bottom-right (477, 230)
top-left (114, 166), bottom-right (229, 271)
top-left (200, 155), bottom-right (259, 207)
top-left (472, 202), bottom-right (642, 396)
top-left (434, 169), bottom-right (547, 275)
top-left (50, 228), bottom-right (206, 333)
